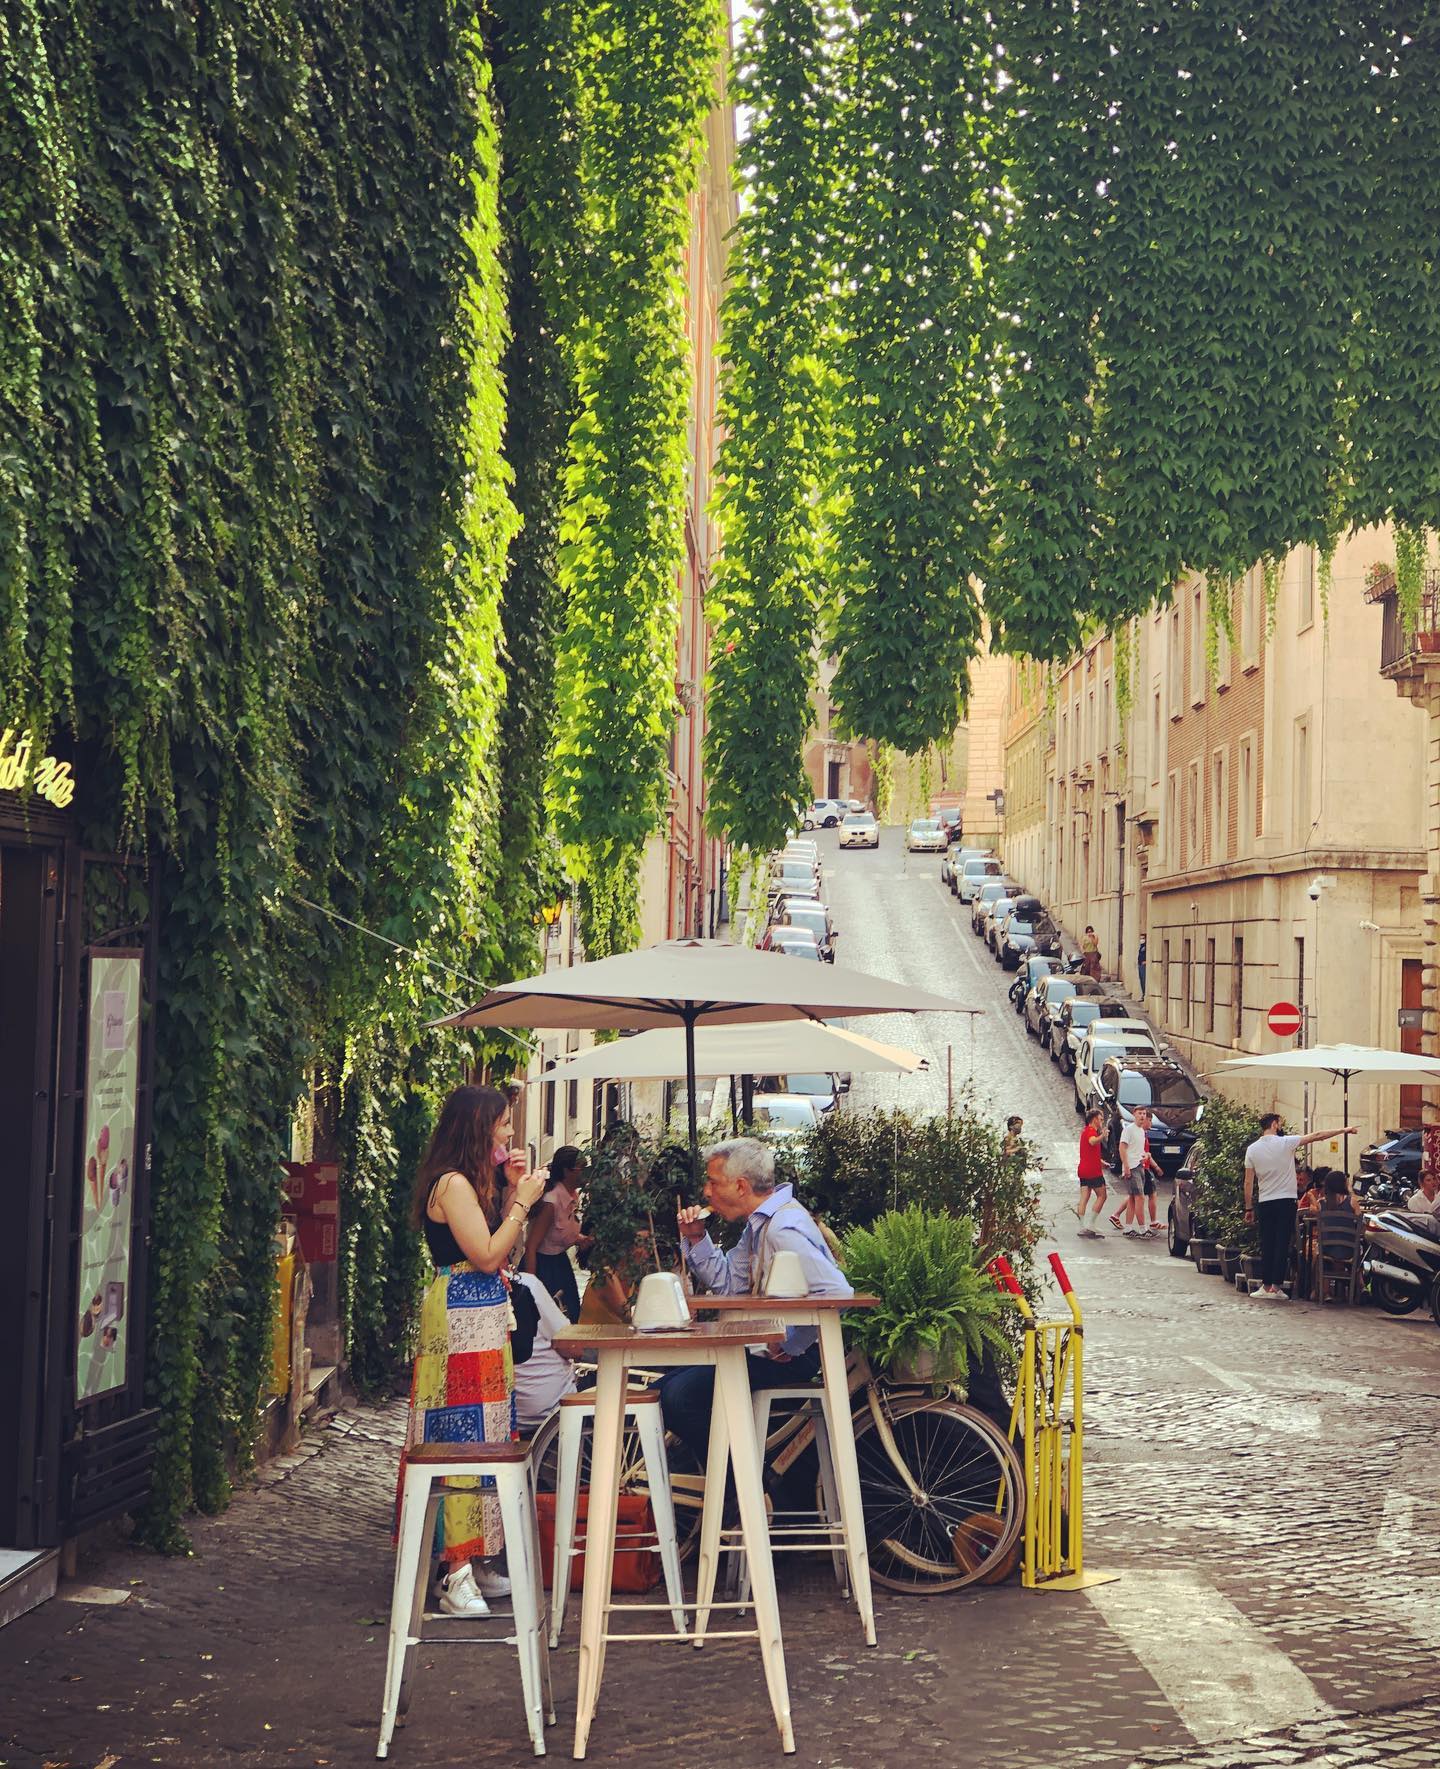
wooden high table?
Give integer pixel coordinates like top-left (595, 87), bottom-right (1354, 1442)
top-left (687, 1295), bottom-right (879, 1648)
top-left (553, 1318), bottom-right (795, 1759)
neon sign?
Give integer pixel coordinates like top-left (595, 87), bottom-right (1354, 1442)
top-left (0, 726), bottom-right (77, 807)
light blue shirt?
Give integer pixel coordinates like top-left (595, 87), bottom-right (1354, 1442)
top-left (684, 1184), bottom-right (852, 1355)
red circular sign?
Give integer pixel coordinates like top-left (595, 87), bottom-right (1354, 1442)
top-left (1266, 1000), bottom-right (1302, 1037)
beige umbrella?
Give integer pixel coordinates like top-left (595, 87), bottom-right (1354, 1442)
top-left (432, 938), bottom-right (975, 1174)
top-left (1217, 1043), bottom-right (1440, 1170)
top-left (537, 1020), bottom-right (929, 1084)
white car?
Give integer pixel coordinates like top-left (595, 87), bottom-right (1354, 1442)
top-left (803, 799), bottom-right (845, 829)
top-left (840, 811), bottom-right (879, 849)
top-left (1073, 1028), bottom-right (1165, 1115)
top-left (750, 1092), bottom-right (819, 1138)
top-left (906, 817), bottom-right (946, 853)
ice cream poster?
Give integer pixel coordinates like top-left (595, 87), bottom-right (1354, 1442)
top-left (76, 952), bottom-right (142, 1401)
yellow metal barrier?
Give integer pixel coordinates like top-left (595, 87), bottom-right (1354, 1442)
top-left (990, 1253), bottom-right (1116, 1593)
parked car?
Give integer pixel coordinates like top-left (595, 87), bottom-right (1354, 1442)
top-left (1025, 972), bottom-right (1088, 1042)
top-left (981, 897), bottom-right (1017, 954)
top-left (906, 817), bottom-right (947, 853)
top-left (1050, 997), bottom-right (1136, 1074)
top-left (758, 1071), bottom-right (841, 1113)
top-left (1168, 1140), bottom-right (1203, 1257)
top-left (749, 1092), bottom-right (819, 1137)
top-left (1073, 1027), bottom-right (1168, 1116)
top-left (802, 799), bottom-right (845, 829)
top-left (765, 926), bottom-right (823, 961)
top-left (1009, 954), bottom-right (1055, 1016)
top-left (1359, 1129), bottom-right (1423, 1191)
top-left (779, 904), bottom-right (836, 960)
top-left (955, 855), bottom-right (1003, 902)
top-left (1097, 1056), bottom-right (1204, 1177)
top-left (932, 805), bottom-right (964, 844)
top-left (970, 878), bottom-right (1014, 934)
top-left (845, 799), bottom-right (866, 813)
top-left (770, 888), bottom-right (829, 925)
top-left (839, 811), bottom-right (880, 850)
top-left (780, 838), bottom-right (820, 865)
top-left (998, 914), bottom-right (1041, 971)
top-left (768, 858), bottom-right (821, 902)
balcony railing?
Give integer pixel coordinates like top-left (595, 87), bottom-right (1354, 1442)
top-left (1368, 566), bottom-right (1440, 675)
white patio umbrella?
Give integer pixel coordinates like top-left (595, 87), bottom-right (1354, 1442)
top-left (537, 1020), bottom-right (928, 1085)
top-left (431, 938), bottom-right (975, 1176)
top-left (1216, 1043), bottom-right (1440, 1169)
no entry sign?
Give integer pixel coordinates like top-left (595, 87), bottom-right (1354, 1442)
top-left (1266, 1000), bottom-right (1302, 1037)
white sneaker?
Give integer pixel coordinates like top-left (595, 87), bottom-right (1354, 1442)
top-left (1123, 1226), bottom-right (1143, 1238)
top-left (438, 1564), bottom-right (491, 1617)
top-left (1250, 1286), bottom-right (1278, 1301)
top-left (474, 1563), bottom-right (512, 1599)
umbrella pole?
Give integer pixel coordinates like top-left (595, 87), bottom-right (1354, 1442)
top-left (685, 1007), bottom-right (700, 1193)
top-left (729, 1074), bottom-right (739, 1133)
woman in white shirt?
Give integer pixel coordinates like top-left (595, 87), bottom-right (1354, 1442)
top-left (511, 1272), bottom-right (578, 1432)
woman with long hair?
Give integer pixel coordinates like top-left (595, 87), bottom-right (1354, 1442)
top-left (403, 1084), bottom-right (546, 1618)
top-left (521, 1144), bottom-right (591, 1322)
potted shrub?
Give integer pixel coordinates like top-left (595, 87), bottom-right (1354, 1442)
top-left (1193, 1095), bottom-right (1267, 1277)
top-left (841, 1206), bottom-right (1013, 1391)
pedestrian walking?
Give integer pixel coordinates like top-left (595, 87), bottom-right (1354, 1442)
top-left (1112, 1106), bottom-right (1159, 1237)
top-left (1136, 935), bottom-right (1147, 998)
top-left (521, 1144), bottom-right (592, 1321)
top-left (1003, 1115), bottom-right (1025, 1161)
top-left (1080, 925), bottom-right (1102, 981)
top-left (1074, 1107), bottom-right (1107, 1235)
top-left (404, 1084), bottom-right (546, 1616)
top-left (1243, 1113), bottom-right (1357, 1300)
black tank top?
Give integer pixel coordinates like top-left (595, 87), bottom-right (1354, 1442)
top-left (423, 1166), bottom-right (504, 1266)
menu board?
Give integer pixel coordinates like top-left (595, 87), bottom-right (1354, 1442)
top-left (76, 952), bottom-right (142, 1402)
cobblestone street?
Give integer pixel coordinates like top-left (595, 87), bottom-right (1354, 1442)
top-left (3, 829), bottom-right (1439, 1769)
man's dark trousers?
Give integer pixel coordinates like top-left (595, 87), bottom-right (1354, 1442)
top-left (659, 1345), bottom-right (823, 1465)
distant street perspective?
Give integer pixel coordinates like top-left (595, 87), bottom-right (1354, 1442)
top-left (5, 4), bottom-right (1440, 1769)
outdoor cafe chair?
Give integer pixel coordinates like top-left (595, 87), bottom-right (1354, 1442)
top-left (1315, 1206), bottom-right (1365, 1305)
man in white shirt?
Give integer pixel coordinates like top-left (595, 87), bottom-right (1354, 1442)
top-left (1244, 1113), bottom-right (1356, 1299)
top-left (1117, 1108), bottom-right (1159, 1238)
top-left (1406, 1171), bottom-right (1440, 1217)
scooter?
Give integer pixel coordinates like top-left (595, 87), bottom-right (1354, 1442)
top-left (1354, 1169), bottom-right (1414, 1210)
top-left (1361, 1207), bottom-right (1440, 1315)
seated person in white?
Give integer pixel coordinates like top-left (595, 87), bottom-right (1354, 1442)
top-left (1406, 1171), bottom-right (1440, 1217)
top-left (659, 1137), bottom-right (851, 1465)
top-left (512, 1270), bottom-right (578, 1434)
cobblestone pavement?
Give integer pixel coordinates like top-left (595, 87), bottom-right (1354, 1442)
top-left (3, 828), bottom-right (1439, 1768)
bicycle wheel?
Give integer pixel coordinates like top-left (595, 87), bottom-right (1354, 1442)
top-left (838, 1395), bottom-right (1024, 1593)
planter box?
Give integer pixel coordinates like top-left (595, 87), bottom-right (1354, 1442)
top-left (1196, 1258), bottom-right (1223, 1275)
top-left (1240, 1255), bottom-right (1263, 1281)
top-left (1216, 1246), bottom-right (1242, 1282)
top-left (1190, 1237), bottom-right (1218, 1266)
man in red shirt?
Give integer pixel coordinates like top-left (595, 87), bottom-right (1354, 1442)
top-left (1075, 1108), bottom-right (1108, 1236)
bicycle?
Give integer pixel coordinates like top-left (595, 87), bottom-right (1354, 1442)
top-left (528, 1350), bottom-right (1024, 1594)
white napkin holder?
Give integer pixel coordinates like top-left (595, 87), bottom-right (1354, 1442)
top-left (763, 1249), bottom-right (807, 1298)
top-left (632, 1271), bottom-right (690, 1331)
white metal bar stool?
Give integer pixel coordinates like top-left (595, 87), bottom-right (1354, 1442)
top-left (548, 1386), bottom-right (686, 1648)
top-left (732, 1385), bottom-right (848, 1608)
top-left (377, 1439), bottom-right (554, 1759)
top-left (690, 1296), bottom-right (877, 1648)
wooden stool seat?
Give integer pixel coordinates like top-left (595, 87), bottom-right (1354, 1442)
top-left (403, 1439), bottom-right (532, 1465)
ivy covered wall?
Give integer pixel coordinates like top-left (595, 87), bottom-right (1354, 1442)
top-left (0, 0), bottom-right (721, 1547)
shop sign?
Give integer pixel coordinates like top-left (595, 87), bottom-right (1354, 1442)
top-left (76, 951), bottom-right (143, 1402)
top-left (0, 725), bottom-right (76, 806)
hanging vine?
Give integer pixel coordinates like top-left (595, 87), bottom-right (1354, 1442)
top-left (546, 0), bottom-right (723, 952)
top-left (826, 1), bottom-right (996, 752)
top-left (705, 0), bottom-right (841, 856)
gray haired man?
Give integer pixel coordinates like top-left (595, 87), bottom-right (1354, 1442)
top-left (658, 1137), bottom-right (852, 1464)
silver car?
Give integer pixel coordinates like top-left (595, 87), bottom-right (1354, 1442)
top-left (906, 817), bottom-right (947, 853)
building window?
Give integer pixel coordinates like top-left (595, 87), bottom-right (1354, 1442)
top-left (1189, 585), bottom-right (1206, 707)
top-left (1233, 935), bottom-right (1245, 1043)
top-left (567, 1078), bottom-right (579, 1123)
top-left (1298, 548), bottom-right (1316, 632)
top-left (1210, 747), bottom-right (1228, 861)
top-left (1163, 937), bottom-right (1172, 1019)
top-left (1187, 759), bottom-right (1201, 865)
top-left (1182, 937), bottom-right (1193, 1028)
top-left (1295, 935), bottom-right (1306, 1042)
top-left (1241, 566), bottom-right (1261, 668)
top-left (543, 1060), bottom-right (556, 1138)
top-left (1168, 607), bottom-right (1183, 716)
top-left (1214, 583), bottom-right (1232, 688)
top-left (1150, 685), bottom-right (1162, 787)
top-left (1166, 770), bottom-right (1179, 871)
top-left (1205, 936), bottom-right (1217, 1032)
top-left (1293, 715), bottom-right (1312, 846)
top-left (1237, 733), bottom-right (1256, 858)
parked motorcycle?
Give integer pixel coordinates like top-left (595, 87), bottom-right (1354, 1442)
top-left (1354, 1169), bottom-right (1414, 1210)
top-left (1361, 1208), bottom-right (1440, 1315)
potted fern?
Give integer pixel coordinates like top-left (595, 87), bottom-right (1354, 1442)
top-left (841, 1207), bottom-right (1012, 1390)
